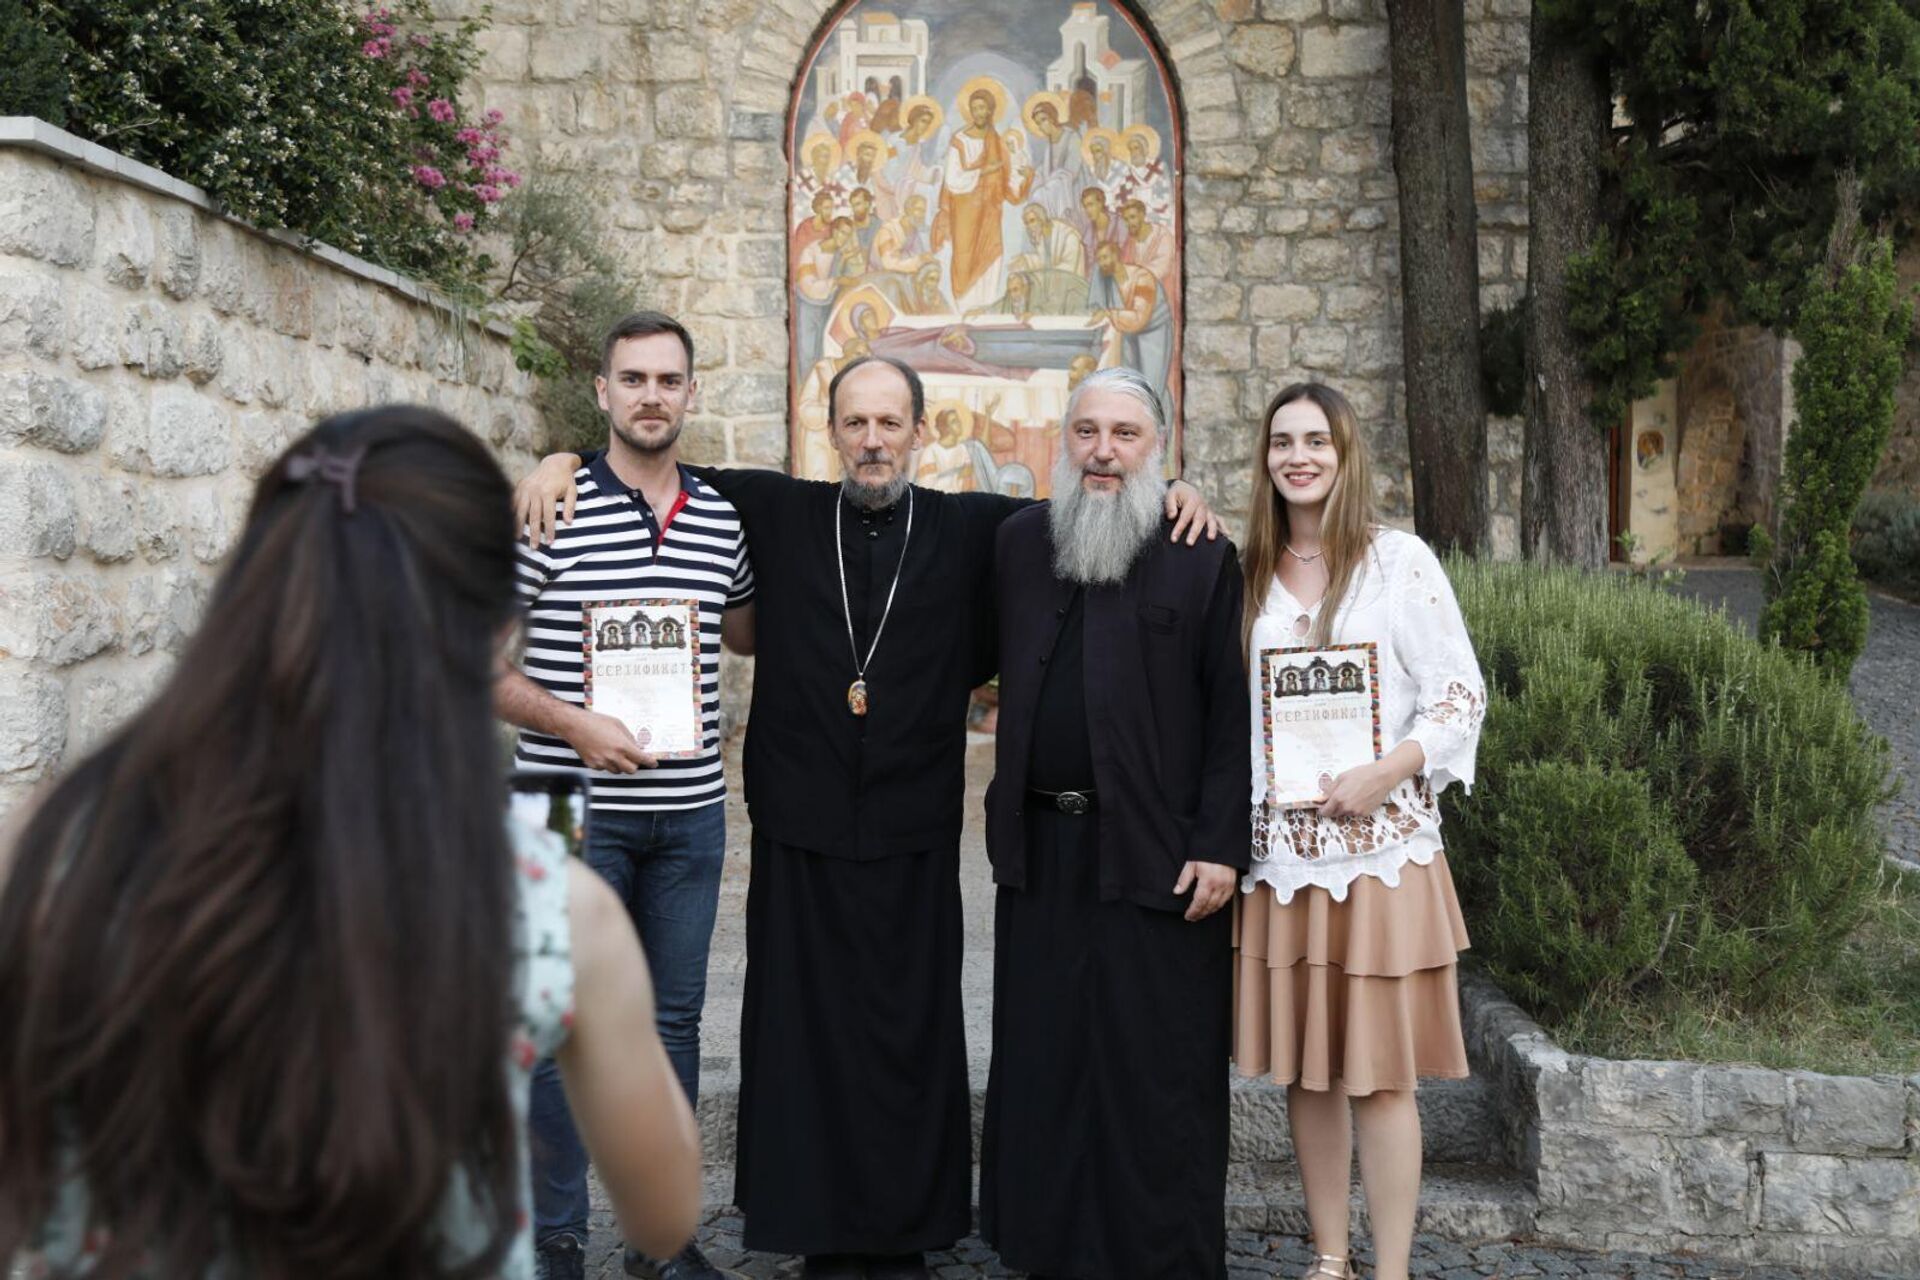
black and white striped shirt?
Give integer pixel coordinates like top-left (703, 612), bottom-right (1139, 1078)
top-left (514, 458), bottom-right (753, 810)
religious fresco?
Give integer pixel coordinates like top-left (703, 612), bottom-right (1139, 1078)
top-left (788, 0), bottom-right (1183, 495)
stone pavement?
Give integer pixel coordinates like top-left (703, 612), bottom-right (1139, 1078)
top-left (1669, 562), bottom-right (1920, 868)
top-left (579, 1213), bottom-right (1891, 1279)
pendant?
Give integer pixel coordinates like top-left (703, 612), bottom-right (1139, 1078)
top-left (847, 678), bottom-right (869, 717)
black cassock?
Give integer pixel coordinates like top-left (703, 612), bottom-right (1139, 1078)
top-left (699, 469), bottom-right (1022, 1255)
top-left (980, 508), bottom-right (1248, 1280)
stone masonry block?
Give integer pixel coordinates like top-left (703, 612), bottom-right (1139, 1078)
top-left (97, 189), bottom-right (156, 290)
top-left (1185, 324), bottom-right (1253, 371)
top-left (154, 206), bottom-right (200, 301)
top-left (1701, 1066), bottom-right (1790, 1136)
top-left (0, 371), bottom-right (108, 454)
top-left (1321, 127), bottom-right (1383, 174)
top-left (143, 386), bottom-right (233, 478)
top-left (1580, 1060), bottom-right (1701, 1134)
top-left (1298, 24), bottom-right (1388, 78)
top-left (0, 458), bottom-right (76, 559)
top-left (1251, 283), bottom-right (1321, 322)
top-left (68, 284), bottom-right (118, 370)
top-left (0, 267), bottom-right (64, 360)
top-left (0, 570), bottom-right (118, 666)
top-left (0, 668), bottom-right (67, 779)
top-left (1535, 1129), bottom-right (1674, 1226)
top-left (0, 160), bottom-right (95, 267)
top-left (1293, 324), bottom-right (1348, 370)
top-left (1670, 1136), bottom-right (1754, 1234)
top-left (1759, 1150), bottom-right (1920, 1237)
top-left (1788, 1073), bottom-right (1908, 1153)
top-left (121, 301), bottom-right (186, 379)
top-left (124, 566), bottom-right (206, 657)
top-left (1293, 238), bottom-right (1351, 281)
top-left (78, 473), bottom-right (138, 563)
top-left (1227, 24), bottom-right (1297, 77)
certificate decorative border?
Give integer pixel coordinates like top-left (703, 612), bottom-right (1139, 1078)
top-left (1259, 640), bottom-right (1382, 809)
top-left (580, 598), bottom-right (705, 761)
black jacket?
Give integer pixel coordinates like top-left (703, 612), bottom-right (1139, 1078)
top-left (984, 504), bottom-right (1251, 911)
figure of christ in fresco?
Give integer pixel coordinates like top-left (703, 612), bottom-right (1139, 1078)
top-left (836, 133), bottom-right (895, 220)
top-left (886, 98), bottom-right (946, 212)
top-left (936, 84), bottom-right (1032, 313)
top-left (1079, 186), bottom-right (1130, 265)
top-left (1089, 238), bottom-right (1173, 401)
top-left (794, 135), bottom-right (844, 225)
top-left (1022, 95), bottom-right (1088, 226)
top-left (1120, 199), bottom-right (1177, 311)
top-left (1117, 126), bottom-right (1172, 221)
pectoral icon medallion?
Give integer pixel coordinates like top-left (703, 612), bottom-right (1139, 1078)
top-left (847, 679), bottom-right (869, 717)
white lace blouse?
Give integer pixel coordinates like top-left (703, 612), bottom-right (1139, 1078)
top-left (1244, 527), bottom-right (1486, 903)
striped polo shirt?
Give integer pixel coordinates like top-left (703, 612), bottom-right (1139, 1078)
top-left (514, 457), bottom-right (753, 810)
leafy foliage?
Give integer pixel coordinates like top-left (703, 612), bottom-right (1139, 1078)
top-left (1445, 557), bottom-right (1891, 1023)
top-left (0, 0), bottom-right (68, 123)
top-left (15, 0), bottom-right (518, 292)
top-left (1537, 0), bottom-right (1920, 428)
top-left (1478, 297), bottom-right (1527, 418)
top-left (1851, 489), bottom-right (1920, 596)
top-left (1754, 208), bottom-right (1912, 676)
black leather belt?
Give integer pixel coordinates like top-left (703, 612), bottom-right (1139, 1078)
top-left (1027, 787), bottom-right (1097, 815)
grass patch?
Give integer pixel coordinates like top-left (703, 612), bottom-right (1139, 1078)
top-left (1531, 862), bottom-right (1920, 1075)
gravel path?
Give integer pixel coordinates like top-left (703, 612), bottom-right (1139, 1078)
top-left (1668, 564), bottom-right (1920, 867)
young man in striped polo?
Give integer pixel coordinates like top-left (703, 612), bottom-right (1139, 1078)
top-left (496, 312), bottom-right (754, 1280)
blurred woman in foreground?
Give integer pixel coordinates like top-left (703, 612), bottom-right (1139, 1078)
top-left (0, 406), bottom-right (701, 1279)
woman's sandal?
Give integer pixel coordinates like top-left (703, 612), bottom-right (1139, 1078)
top-left (1301, 1254), bottom-right (1356, 1280)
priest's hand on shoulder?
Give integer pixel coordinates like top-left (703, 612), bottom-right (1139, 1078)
top-left (1164, 481), bottom-right (1223, 546)
top-left (1175, 860), bottom-right (1237, 922)
top-left (516, 452), bottom-right (584, 547)
top-left (566, 709), bottom-right (659, 774)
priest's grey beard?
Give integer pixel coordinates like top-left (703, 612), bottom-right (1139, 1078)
top-left (840, 448), bottom-right (910, 510)
top-left (1048, 445), bottom-right (1165, 585)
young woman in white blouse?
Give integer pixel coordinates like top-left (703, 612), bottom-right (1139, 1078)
top-left (1231, 383), bottom-right (1486, 1280)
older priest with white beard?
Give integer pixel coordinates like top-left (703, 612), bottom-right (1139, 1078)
top-left (980, 368), bottom-right (1249, 1280)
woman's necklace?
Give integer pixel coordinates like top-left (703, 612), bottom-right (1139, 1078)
top-left (835, 488), bottom-right (914, 717)
top-left (1285, 542), bottom-right (1324, 563)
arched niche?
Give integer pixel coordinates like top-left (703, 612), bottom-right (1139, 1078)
top-left (784, 0), bottom-right (1184, 495)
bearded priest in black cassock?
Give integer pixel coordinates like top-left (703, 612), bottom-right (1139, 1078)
top-left (980, 368), bottom-right (1250, 1280)
top-left (514, 352), bottom-right (1220, 1280)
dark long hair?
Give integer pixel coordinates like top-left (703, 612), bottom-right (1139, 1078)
top-left (0, 407), bottom-right (523, 1278)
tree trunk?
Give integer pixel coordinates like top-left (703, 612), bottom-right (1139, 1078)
top-left (1387, 0), bottom-right (1489, 555)
top-left (1521, 11), bottom-right (1612, 567)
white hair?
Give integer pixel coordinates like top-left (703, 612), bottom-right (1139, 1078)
top-left (1061, 366), bottom-right (1166, 442)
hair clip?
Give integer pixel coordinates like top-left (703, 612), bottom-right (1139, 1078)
top-left (286, 444), bottom-right (369, 514)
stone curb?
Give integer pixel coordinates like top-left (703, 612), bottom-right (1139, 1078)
top-left (1459, 971), bottom-right (1920, 1275)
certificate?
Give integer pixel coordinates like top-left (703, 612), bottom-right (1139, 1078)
top-left (581, 600), bottom-right (703, 759)
top-left (1259, 642), bottom-right (1382, 809)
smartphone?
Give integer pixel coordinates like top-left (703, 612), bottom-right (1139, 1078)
top-left (507, 767), bottom-right (591, 859)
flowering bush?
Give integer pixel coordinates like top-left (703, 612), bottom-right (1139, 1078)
top-left (16, 0), bottom-right (519, 292)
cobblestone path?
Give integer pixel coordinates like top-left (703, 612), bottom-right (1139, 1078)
top-left (1669, 564), bottom-right (1920, 867)
top-left (580, 1214), bottom-right (1901, 1279)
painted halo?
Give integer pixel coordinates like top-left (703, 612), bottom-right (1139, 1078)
top-left (927, 398), bottom-right (977, 439)
top-left (954, 75), bottom-right (1013, 126)
top-left (901, 93), bottom-right (944, 134)
top-left (800, 132), bottom-right (843, 173)
top-left (1122, 123), bottom-right (1162, 164)
top-left (1081, 126), bottom-right (1124, 167)
top-left (845, 129), bottom-right (893, 166)
top-left (1022, 89), bottom-right (1071, 132)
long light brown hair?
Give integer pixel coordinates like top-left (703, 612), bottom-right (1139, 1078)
top-left (1242, 383), bottom-right (1377, 654)
top-left (0, 408), bottom-right (524, 1279)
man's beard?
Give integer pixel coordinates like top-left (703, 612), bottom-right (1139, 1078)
top-left (611, 413), bottom-right (682, 456)
top-left (841, 449), bottom-right (910, 511)
top-left (1048, 445), bottom-right (1164, 585)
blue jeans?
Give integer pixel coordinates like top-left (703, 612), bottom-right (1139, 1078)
top-left (529, 801), bottom-right (726, 1247)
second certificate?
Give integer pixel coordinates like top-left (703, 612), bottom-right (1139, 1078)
top-left (583, 599), bottom-right (703, 759)
top-left (1260, 642), bottom-right (1382, 810)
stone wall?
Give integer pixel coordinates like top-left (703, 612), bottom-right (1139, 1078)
top-left (0, 121), bottom-right (540, 819)
top-left (450, 0), bottom-right (1531, 550)
top-left (1464, 975), bottom-right (1920, 1274)
top-left (1673, 316), bottom-right (1793, 549)
top-left (1878, 242), bottom-right (1920, 496)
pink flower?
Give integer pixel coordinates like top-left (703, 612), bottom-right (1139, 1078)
top-left (412, 165), bottom-right (447, 190)
top-left (390, 85), bottom-right (414, 108)
top-left (455, 127), bottom-right (484, 145)
top-left (484, 108), bottom-right (504, 125)
top-left (467, 145), bottom-right (499, 166)
top-left (406, 68), bottom-right (430, 88)
top-left (502, 170), bottom-right (522, 187)
top-left (428, 98), bottom-right (457, 124)
top-left (411, 33), bottom-right (432, 47)
top-left (361, 37), bottom-right (389, 58)
top-left (476, 184), bottom-right (503, 204)
top-left (453, 212), bottom-right (475, 231)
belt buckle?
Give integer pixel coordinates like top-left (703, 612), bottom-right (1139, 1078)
top-left (1056, 790), bottom-right (1091, 815)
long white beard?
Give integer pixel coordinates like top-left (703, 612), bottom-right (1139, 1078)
top-left (1048, 446), bottom-right (1164, 585)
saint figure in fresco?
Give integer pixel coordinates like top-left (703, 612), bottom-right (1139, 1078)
top-left (915, 407), bottom-right (978, 493)
top-left (1078, 186), bottom-right (1130, 264)
top-left (1023, 95), bottom-right (1088, 225)
top-left (1117, 126), bottom-right (1172, 221)
top-left (837, 135), bottom-right (895, 221)
top-left (1084, 129), bottom-right (1126, 199)
top-left (794, 135), bottom-right (844, 225)
top-left (886, 98), bottom-right (946, 212)
top-left (1120, 198), bottom-right (1177, 310)
top-left (846, 187), bottom-right (882, 255)
top-left (792, 189), bottom-right (838, 262)
top-left (936, 84), bottom-right (1031, 313)
top-left (1089, 239), bottom-right (1172, 400)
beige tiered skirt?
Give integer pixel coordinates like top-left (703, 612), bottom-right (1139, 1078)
top-left (1231, 852), bottom-right (1471, 1095)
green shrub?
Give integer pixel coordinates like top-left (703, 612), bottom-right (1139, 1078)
top-left (19, 0), bottom-right (515, 292)
top-left (1755, 198), bottom-right (1911, 677)
top-left (0, 0), bottom-right (68, 123)
top-left (1851, 489), bottom-right (1920, 596)
top-left (1478, 298), bottom-right (1527, 419)
top-left (1445, 558), bottom-right (1891, 1023)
